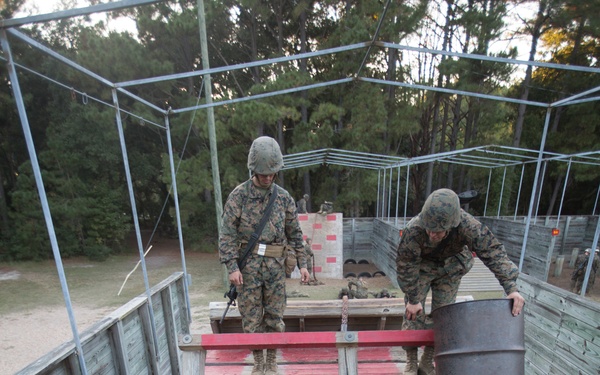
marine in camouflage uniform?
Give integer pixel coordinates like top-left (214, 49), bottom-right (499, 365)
top-left (571, 249), bottom-right (590, 293)
top-left (348, 277), bottom-right (369, 299)
top-left (219, 136), bottom-right (310, 375)
top-left (297, 194), bottom-right (309, 214)
top-left (572, 249), bottom-right (599, 294)
top-left (304, 238), bottom-right (314, 279)
top-left (396, 188), bottom-right (525, 375)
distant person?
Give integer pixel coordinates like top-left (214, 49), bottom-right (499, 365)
top-left (348, 277), bottom-right (369, 299)
top-left (219, 136), bottom-right (310, 375)
top-left (369, 288), bottom-right (395, 298)
top-left (301, 237), bottom-right (315, 283)
top-left (338, 286), bottom-right (351, 299)
top-left (396, 188), bottom-right (524, 375)
top-left (572, 248), bottom-right (599, 294)
top-left (317, 201), bottom-right (333, 215)
top-left (297, 194), bottom-right (309, 213)
top-left (571, 248), bottom-right (590, 293)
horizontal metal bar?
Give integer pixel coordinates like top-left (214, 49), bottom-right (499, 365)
top-left (1, 0), bottom-right (164, 28)
top-left (171, 78), bottom-right (353, 114)
top-left (378, 41), bottom-right (600, 75)
top-left (360, 77), bottom-right (549, 108)
top-left (118, 42), bottom-right (369, 88)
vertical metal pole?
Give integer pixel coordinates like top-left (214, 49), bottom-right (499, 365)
top-left (514, 164), bottom-right (525, 221)
top-left (395, 166), bottom-right (401, 226)
top-left (382, 168), bottom-right (387, 220)
top-left (376, 170), bottom-right (381, 218)
top-left (519, 108), bottom-right (552, 271)
top-left (1, 29), bottom-right (89, 375)
top-left (534, 161), bottom-right (547, 224)
top-left (580, 215), bottom-right (600, 296)
top-left (556, 158), bottom-right (572, 226)
top-left (484, 169), bottom-right (492, 217)
top-left (165, 115), bottom-right (192, 325)
top-left (404, 165), bottom-right (410, 228)
top-left (594, 183), bottom-right (600, 216)
top-left (497, 167), bottom-right (507, 218)
top-left (197, 0), bottom-right (223, 231)
top-left (387, 167), bottom-right (393, 222)
top-left (112, 88), bottom-right (160, 361)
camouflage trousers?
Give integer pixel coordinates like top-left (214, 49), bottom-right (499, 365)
top-left (573, 270), bottom-right (596, 293)
top-left (237, 255), bottom-right (287, 334)
top-left (402, 249), bottom-right (474, 348)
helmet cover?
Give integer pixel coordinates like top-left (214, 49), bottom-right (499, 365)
top-left (420, 188), bottom-right (461, 231)
top-left (247, 136), bottom-right (284, 174)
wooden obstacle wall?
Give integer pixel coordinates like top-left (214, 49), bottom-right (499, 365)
top-left (16, 273), bottom-right (190, 375)
top-left (518, 273), bottom-right (600, 375)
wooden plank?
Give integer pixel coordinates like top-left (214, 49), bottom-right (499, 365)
top-left (81, 331), bottom-right (117, 375)
top-left (211, 296), bottom-right (474, 334)
top-left (518, 273), bottom-right (600, 375)
top-left (110, 321), bottom-right (130, 374)
top-left (163, 284), bottom-right (182, 375)
top-left (179, 330), bottom-right (434, 352)
top-left (200, 347), bottom-right (406, 375)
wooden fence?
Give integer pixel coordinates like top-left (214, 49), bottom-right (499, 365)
top-left (16, 272), bottom-right (189, 375)
top-left (518, 273), bottom-right (600, 375)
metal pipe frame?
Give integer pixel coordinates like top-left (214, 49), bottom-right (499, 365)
top-left (1, 29), bottom-right (90, 375)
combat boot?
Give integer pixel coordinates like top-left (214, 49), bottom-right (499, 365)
top-left (418, 346), bottom-right (435, 375)
top-left (251, 350), bottom-right (264, 375)
top-left (404, 347), bottom-right (418, 375)
top-left (264, 349), bottom-right (278, 375)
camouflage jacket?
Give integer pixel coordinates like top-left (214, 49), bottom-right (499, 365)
top-left (219, 179), bottom-right (307, 273)
top-left (396, 210), bottom-right (519, 304)
top-left (304, 242), bottom-right (314, 258)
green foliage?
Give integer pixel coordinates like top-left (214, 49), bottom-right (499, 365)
top-left (2, 0), bottom-right (600, 261)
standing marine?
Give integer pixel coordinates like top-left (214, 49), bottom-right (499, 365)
top-left (219, 136), bottom-right (310, 375)
top-left (396, 188), bottom-right (525, 375)
top-left (297, 194), bottom-right (309, 213)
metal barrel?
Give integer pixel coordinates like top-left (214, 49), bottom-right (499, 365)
top-left (432, 299), bottom-right (525, 375)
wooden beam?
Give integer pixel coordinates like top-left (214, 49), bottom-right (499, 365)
top-left (178, 329), bottom-right (434, 351)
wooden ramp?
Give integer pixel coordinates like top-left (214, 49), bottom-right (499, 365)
top-left (458, 257), bottom-right (505, 293)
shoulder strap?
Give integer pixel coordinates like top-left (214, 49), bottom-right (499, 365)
top-left (237, 185), bottom-right (279, 271)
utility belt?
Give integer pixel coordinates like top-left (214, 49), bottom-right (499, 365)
top-left (239, 242), bottom-right (285, 258)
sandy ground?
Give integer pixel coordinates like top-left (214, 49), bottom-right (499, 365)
top-left (0, 272), bottom-right (390, 374)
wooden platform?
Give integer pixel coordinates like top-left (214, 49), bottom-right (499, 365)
top-left (202, 347), bottom-right (406, 374)
top-left (179, 330), bottom-right (435, 374)
top-left (209, 296), bottom-right (473, 334)
top-left (458, 257), bottom-right (505, 293)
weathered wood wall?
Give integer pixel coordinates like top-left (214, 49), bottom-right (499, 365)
top-left (370, 218), bottom-right (403, 287)
top-left (486, 215), bottom-right (598, 257)
top-left (16, 272), bottom-right (190, 375)
top-left (343, 218), bottom-right (374, 261)
top-left (518, 273), bottom-right (600, 375)
top-left (479, 217), bottom-right (556, 282)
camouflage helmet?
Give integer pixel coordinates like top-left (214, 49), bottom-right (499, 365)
top-left (247, 136), bottom-right (284, 175)
top-left (303, 194), bottom-right (309, 200)
top-left (420, 188), bottom-right (461, 231)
